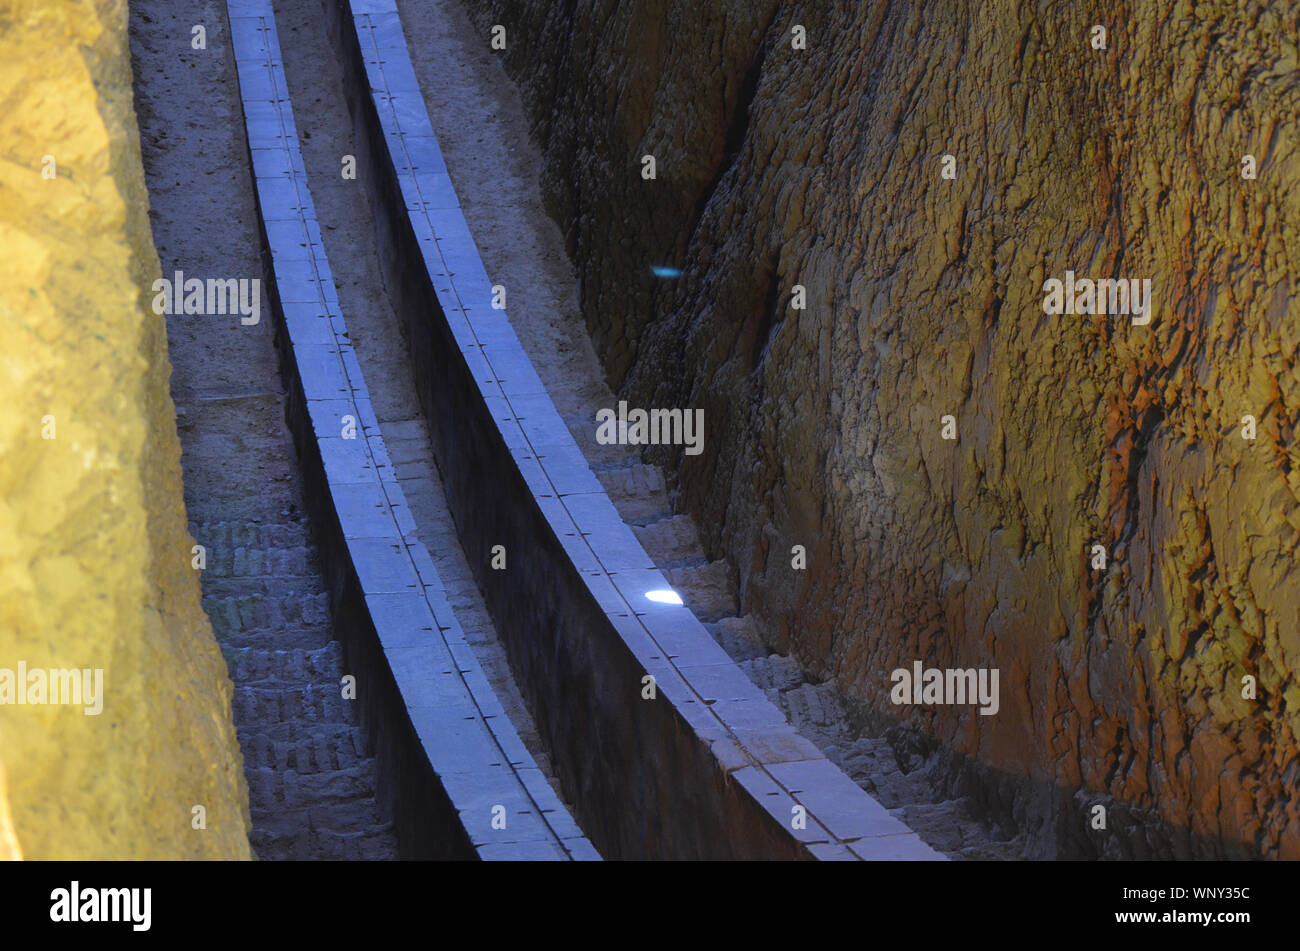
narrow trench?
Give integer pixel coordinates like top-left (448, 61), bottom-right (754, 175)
top-left (135, 0), bottom-right (1024, 859)
top-left (394, 0), bottom-right (1029, 859)
top-left (52, 0), bottom-right (1289, 867)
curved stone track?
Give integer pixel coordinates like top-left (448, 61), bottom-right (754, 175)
top-left (269, 0), bottom-right (567, 794)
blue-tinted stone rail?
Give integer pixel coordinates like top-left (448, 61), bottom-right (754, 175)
top-left (225, 0), bottom-right (598, 861)
top-left (330, 0), bottom-right (945, 859)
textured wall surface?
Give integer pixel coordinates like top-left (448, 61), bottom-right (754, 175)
top-left (0, 0), bottom-right (252, 859)
top-left (468, 0), bottom-right (1300, 857)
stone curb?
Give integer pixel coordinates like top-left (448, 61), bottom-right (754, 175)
top-left (226, 0), bottom-right (598, 861)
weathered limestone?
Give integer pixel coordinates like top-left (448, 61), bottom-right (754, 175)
top-left (468, 0), bottom-right (1300, 857)
top-left (0, 0), bottom-right (252, 858)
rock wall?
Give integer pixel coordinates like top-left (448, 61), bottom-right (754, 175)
top-left (467, 0), bottom-right (1300, 857)
top-left (0, 0), bottom-right (252, 859)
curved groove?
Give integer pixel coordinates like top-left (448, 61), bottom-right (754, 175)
top-left (226, 0), bottom-right (598, 861)
top-left (333, 0), bottom-right (943, 860)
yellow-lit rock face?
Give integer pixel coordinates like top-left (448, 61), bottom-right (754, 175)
top-left (0, 0), bottom-right (251, 859)
top-left (0, 762), bottom-right (20, 860)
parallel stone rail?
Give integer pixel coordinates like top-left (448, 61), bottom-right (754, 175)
top-left (226, 0), bottom-right (597, 860)
top-left (331, 0), bottom-right (944, 859)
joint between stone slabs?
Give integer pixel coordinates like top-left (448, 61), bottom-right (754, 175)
top-left (350, 0), bottom-right (399, 18)
top-left (226, 0), bottom-right (274, 17)
top-left (360, 12), bottom-right (408, 57)
top-left (561, 837), bottom-right (602, 861)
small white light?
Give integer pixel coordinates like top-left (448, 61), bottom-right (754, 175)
top-left (645, 589), bottom-right (683, 605)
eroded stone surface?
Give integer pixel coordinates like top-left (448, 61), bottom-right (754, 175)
top-left (0, 0), bottom-right (251, 859)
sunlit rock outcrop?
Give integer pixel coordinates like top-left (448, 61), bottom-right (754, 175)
top-left (0, 0), bottom-right (251, 859)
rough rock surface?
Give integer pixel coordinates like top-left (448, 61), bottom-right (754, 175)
top-left (0, 763), bottom-right (19, 859)
top-left (468, 0), bottom-right (1300, 857)
top-left (0, 0), bottom-right (251, 858)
